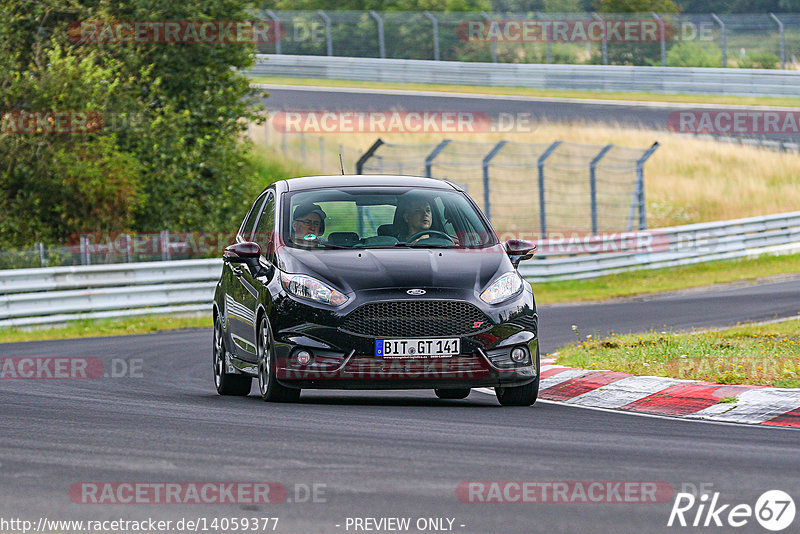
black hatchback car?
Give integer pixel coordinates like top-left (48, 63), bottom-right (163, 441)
top-left (212, 175), bottom-right (539, 406)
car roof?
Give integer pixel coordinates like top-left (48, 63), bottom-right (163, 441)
top-left (281, 175), bottom-right (460, 191)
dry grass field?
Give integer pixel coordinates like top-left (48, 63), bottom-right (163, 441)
top-left (249, 119), bottom-right (800, 228)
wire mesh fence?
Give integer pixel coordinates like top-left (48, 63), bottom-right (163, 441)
top-left (357, 139), bottom-right (658, 237)
top-left (253, 10), bottom-right (800, 69)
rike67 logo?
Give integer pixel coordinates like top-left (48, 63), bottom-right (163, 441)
top-left (668, 488), bottom-right (795, 531)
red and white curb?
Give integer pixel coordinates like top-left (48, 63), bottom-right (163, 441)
top-left (534, 358), bottom-right (800, 427)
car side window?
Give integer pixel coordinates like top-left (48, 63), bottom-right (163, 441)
top-left (253, 192), bottom-right (275, 251)
top-left (239, 192), bottom-right (267, 241)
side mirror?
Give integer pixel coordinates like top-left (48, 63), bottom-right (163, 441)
top-left (504, 239), bottom-right (536, 268)
top-left (223, 242), bottom-right (273, 279)
top-left (223, 242), bottom-right (261, 262)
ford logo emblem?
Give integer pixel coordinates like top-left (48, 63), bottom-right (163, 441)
top-left (407, 289), bottom-right (426, 296)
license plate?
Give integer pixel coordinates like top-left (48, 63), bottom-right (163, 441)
top-left (376, 338), bottom-right (460, 358)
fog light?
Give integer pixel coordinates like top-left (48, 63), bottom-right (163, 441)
top-left (510, 347), bottom-right (527, 363)
top-left (295, 350), bottom-right (312, 365)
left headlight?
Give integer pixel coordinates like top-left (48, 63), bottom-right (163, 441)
top-left (281, 273), bottom-right (348, 306)
top-left (480, 272), bottom-right (524, 305)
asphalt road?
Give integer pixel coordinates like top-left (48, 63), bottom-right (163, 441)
top-left (257, 85), bottom-right (800, 143)
top-left (2, 279), bottom-right (799, 533)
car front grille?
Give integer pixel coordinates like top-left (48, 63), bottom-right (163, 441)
top-left (340, 300), bottom-right (493, 338)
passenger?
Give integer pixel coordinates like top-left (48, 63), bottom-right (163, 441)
top-left (291, 203), bottom-right (326, 245)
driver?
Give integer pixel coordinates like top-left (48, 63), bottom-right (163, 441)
top-left (291, 203), bottom-right (326, 246)
top-left (399, 198), bottom-right (433, 243)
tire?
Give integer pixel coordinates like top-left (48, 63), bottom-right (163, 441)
top-left (257, 316), bottom-right (301, 403)
top-left (213, 314), bottom-right (252, 396)
top-left (434, 388), bottom-right (471, 400)
top-left (495, 346), bottom-right (540, 407)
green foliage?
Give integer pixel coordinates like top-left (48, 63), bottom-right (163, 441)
top-left (738, 53), bottom-right (780, 69)
top-left (258, 0), bottom-right (491, 10)
top-left (664, 40), bottom-right (722, 67)
top-left (1, 0), bottom-right (269, 249)
top-left (593, 0), bottom-right (680, 11)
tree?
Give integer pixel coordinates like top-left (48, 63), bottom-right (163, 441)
top-left (1, 0), bottom-right (266, 248)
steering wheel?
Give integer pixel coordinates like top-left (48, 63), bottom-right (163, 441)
top-left (406, 230), bottom-right (455, 243)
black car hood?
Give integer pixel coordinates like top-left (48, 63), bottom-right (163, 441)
top-left (276, 245), bottom-right (511, 294)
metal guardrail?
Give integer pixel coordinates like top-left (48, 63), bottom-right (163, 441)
top-left (247, 54), bottom-right (800, 97)
top-left (520, 211), bottom-right (800, 281)
top-left (1, 212), bottom-right (799, 327)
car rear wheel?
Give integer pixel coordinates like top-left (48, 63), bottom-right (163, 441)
top-left (495, 346), bottom-right (540, 406)
top-left (213, 314), bottom-right (252, 396)
top-left (434, 388), bottom-right (471, 399)
top-left (257, 317), bottom-right (301, 403)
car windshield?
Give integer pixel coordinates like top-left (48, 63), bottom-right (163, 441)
top-left (284, 186), bottom-right (497, 249)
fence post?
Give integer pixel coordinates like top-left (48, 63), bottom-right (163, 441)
top-left (533, 11), bottom-right (553, 65)
top-left (481, 141), bottom-right (507, 222)
top-left (590, 144), bottom-right (614, 235)
top-left (481, 12), bottom-right (497, 63)
top-left (36, 242), bottom-right (45, 267)
top-left (711, 13), bottom-right (726, 67)
top-left (424, 11), bottom-right (440, 61)
top-left (160, 230), bottom-right (170, 261)
top-left (770, 13), bottom-right (786, 69)
top-left (265, 10), bottom-right (282, 54)
top-left (300, 132), bottom-right (306, 164)
top-left (535, 13), bottom-right (552, 64)
top-left (424, 140), bottom-right (451, 177)
top-left (80, 235), bottom-right (90, 265)
top-left (124, 233), bottom-right (132, 263)
top-left (356, 138), bottom-right (385, 174)
top-left (317, 10), bottom-right (333, 56)
top-left (592, 12), bottom-right (608, 65)
top-left (369, 10), bottom-right (386, 59)
top-left (537, 141), bottom-right (562, 236)
top-left (281, 129), bottom-right (287, 154)
top-left (633, 142), bottom-right (659, 230)
top-left (652, 12), bottom-right (666, 67)
top-left (319, 137), bottom-right (325, 171)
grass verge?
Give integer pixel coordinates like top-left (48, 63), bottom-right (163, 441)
top-left (249, 75), bottom-right (800, 108)
top-left (0, 315), bottom-right (211, 344)
top-left (555, 318), bottom-right (800, 388)
top-left (531, 253), bottom-right (800, 304)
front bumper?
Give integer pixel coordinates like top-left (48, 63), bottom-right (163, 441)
top-left (272, 326), bottom-right (538, 390)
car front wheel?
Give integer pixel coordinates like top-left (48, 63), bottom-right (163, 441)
top-left (257, 317), bottom-right (301, 403)
top-left (213, 314), bottom-right (252, 396)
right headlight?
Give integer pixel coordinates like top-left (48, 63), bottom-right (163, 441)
top-left (480, 272), bottom-right (524, 305)
top-left (280, 272), bottom-right (348, 306)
